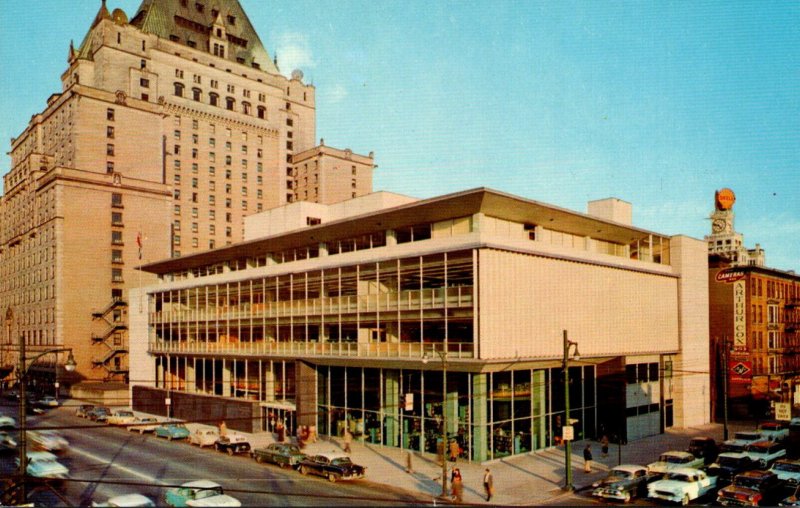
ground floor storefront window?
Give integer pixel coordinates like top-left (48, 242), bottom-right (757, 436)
top-left (315, 364), bottom-right (596, 461)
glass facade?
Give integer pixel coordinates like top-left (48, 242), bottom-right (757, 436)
top-left (315, 364), bottom-right (596, 461)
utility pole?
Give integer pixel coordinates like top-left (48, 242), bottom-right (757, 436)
top-left (722, 336), bottom-right (729, 441)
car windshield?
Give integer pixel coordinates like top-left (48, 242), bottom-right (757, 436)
top-left (608, 469), bottom-right (633, 479)
top-left (721, 443), bottom-right (745, 453)
top-left (760, 423), bottom-right (782, 431)
top-left (118, 411), bottom-right (133, 416)
top-left (733, 476), bottom-right (764, 489)
top-left (666, 473), bottom-right (694, 482)
top-left (735, 432), bottom-right (762, 441)
top-left (660, 454), bottom-right (688, 464)
top-left (195, 487), bottom-right (223, 499)
top-left (331, 457), bottom-right (353, 466)
top-left (775, 463), bottom-right (800, 473)
top-left (719, 456), bottom-right (747, 467)
top-left (745, 445), bottom-right (770, 454)
top-left (284, 445), bottom-right (301, 454)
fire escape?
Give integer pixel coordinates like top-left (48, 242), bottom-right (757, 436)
top-left (91, 297), bottom-right (128, 381)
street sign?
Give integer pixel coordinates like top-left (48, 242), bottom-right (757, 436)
top-left (404, 393), bottom-right (413, 411)
top-left (776, 402), bottom-right (791, 421)
top-left (165, 398), bottom-right (171, 406)
top-left (562, 425), bottom-right (574, 441)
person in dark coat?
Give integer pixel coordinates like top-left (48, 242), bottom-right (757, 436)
top-left (483, 468), bottom-right (494, 501)
top-left (583, 444), bottom-right (593, 472)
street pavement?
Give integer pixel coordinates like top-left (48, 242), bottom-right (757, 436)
top-left (50, 398), bottom-right (758, 506)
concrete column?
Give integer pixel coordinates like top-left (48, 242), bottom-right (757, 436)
top-left (446, 383), bottom-right (459, 436)
top-left (383, 370), bottom-right (399, 447)
top-left (319, 242), bottom-right (328, 257)
top-left (222, 359), bottom-right (232, 397)
top-left (295, 361), bottom-right (318, 427)
top-left (157, 357), bottom-right (165, 389)
top-left (472, 373), bottom-right (488, 461)
top-left (186, 360), bottom-right (196, 393)
top-left (386, 229), bottom-right (397, 247)
top-left (264, 365), bottom-right (276, 402)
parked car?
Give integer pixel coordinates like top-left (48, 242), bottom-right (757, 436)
top-left (298, 452), bottom-right (366, 482)
top-left (127, 417), bottom-right (160, 434)
top-left (164, 480), bottom-right (241, 507)
top-left (771, 459), bottom-right (800, 485)
top-left (88, 406), bottom-right (112, 422)
top-left (107, 410), bottom-right (138, 426)
top-left (688, 436), bottom-right (719, 464)
top-left (29, 430), bottom-right (69, 452)
top-left (188, 428), bottom-right (220, 448)
top-left (744, 440), bottom-right (787, 468)
top-left (710, 452), bottom-right (755, 483)
top-left (780, 485), bottom-right (800, 506)
top-left (154, 423), bottom-right (190, 441)
top-left (17, 450), bottom-right (69, 479)
top-left (0, 415), bottom-right (16, 429)
top-left (717, 470), bottom-right (782, 506)
top-left (215, 434), bottom-right (251, 455)
top-left (37, 396), bottom-right (59, 407)
top-left (75, 404), bottom-right (95, 418)
top-left (591, 464), bottom-right (653, 503)
top-left (722, 431), bottom-right (768, 453)
top-left (92, 493), bottom-right (156, 507)
top-left (647, 467), bottom-right (718, 506)
top-left (647, 451), bottom-right (704, 475)
top-left (0, 431), bottom-right (17, 451)
top-left (252, 443), bottom-right (306, 469)
top-left (760, 421), bottom-right (790, 442)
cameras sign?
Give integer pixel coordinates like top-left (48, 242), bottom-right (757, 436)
top-left (730, 360), bottom-right (752, 384)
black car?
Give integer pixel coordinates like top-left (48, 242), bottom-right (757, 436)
top-left (591, 464), bottom-right (653, 503)
top-left (87, 406), bottom-right (111, 422)
top-left (711, 452), bottom-right (754, 483)
top-left (298, 452), bottom-right (366, 482)
top-left (688, 436), bottom-right (719, 464)
top-left (75, 404), bottom-right (94, 418)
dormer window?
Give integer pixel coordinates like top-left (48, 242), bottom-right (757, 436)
top-left (211, 9), bottom-right (218, 18)
top-left (227, 15), bottom-right (236, 25)
top-left (195, 3), bottom-right (204, 13)
top-left (216, 28), bottom-right (223, 37)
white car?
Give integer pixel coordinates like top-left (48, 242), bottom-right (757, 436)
top-left (164, 480), bottom-right (241, 507)
top-left (38, 396), bottom-right (59, 407)
top-left (29, 430), bottom-right (69, 452)
top-left (92, 493), bottom-right (156, 507)
top-left (17, 451), bottom-right (69, 479)
top-left (770, 459), bottom-right (800, 485)
top-left (647, 467), bottom-right (717, 506)
top-left (0, 430), bottom-right (17, 451)
top-left (127, 417), bottom-right (160, 434)
top-left (720, 430), bottom-right (767, 452)
top-left (188, 428), bottom-right (220, 448)
top-left (743, 440), bottom-right (786, 468)
top-left (647, 451), bottom-right (704, 474)
top-left (107, 410), bottom-right (138, 426)
top-left (0, 415), bottom-right (16, 429)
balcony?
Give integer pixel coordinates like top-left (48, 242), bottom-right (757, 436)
top-left (149, 339), bottom-right (474, 359)
top-left (152, 286), bottom-right (473, 325)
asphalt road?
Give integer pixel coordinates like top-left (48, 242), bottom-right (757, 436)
top-left (0, 402), bottom-right (435, 506)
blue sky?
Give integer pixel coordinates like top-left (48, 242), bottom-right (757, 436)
top-left (1, 1), bottom-right (798, 270)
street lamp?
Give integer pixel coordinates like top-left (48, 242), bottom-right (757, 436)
top-left (15, 332), bottom-right (76, 504)
top-left (562, 330), bottom-right (580, 491)
top-left (422, 349), bottom-right (448, 499)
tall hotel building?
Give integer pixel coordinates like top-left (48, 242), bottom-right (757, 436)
top-left (129, 189), bottom-right (710, 460)
top-left (0, 0), bottom-right (374, 386)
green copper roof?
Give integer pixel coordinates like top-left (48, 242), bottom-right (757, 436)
top-left (74, 0), bottom-right (278, 74)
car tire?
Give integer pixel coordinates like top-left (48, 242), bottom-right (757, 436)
top-left (255, 455), bottom-right (263, 464)
top-left (682, 494), bottom-right (690, 506)
top-left (300, 466), bottom-right (308, 475)
top-left (167, 435), bottom-right (173, 441)
top-left (328, 472), bottom-right (337, 483)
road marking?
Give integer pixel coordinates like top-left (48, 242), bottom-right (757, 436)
top-left (68, 446), bottom-right (166, 484)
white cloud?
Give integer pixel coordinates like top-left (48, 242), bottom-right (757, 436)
top-left (320, 84), bottom-right (348, 104)
top-left (274, 32), bottom-right (315, 76)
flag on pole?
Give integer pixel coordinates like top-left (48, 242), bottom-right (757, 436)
top-left (136, 232), bottom-right (143, 259)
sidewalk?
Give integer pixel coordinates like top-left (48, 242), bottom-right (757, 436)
top-left (207, 420), bottom-right (750, 505)
top-left (78, 397), bottom-right (753, 506)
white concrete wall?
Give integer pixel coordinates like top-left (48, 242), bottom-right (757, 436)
top-left (478, 249), bottom-right (680, 360)
top-left (128, 287), bottom-right (156, 403)
top-left (669, 235), bottom-right (711, 428)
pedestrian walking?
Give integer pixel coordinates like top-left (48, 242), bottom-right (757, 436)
top-left (276, 421), bottom-right (285, 442)
top-left (343, 428), bottom-right (353, 453)
top-left (219, 420), bottom-right (227, 437)
top-left (449, 438), bottom-right (460, 462)
top-left (583, 444), bottom-right (593, 473)
top-left (405, 450), bottom-right (414, 474)
top-left (483, 467), bottom-right (494, 502)
top-left (600, 435), bottom-right (609, 457)
top-left (450, 468), bottom-right (463, 503)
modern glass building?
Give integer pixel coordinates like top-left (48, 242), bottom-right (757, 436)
top-left (130, 188), bottom-right (710, 461)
